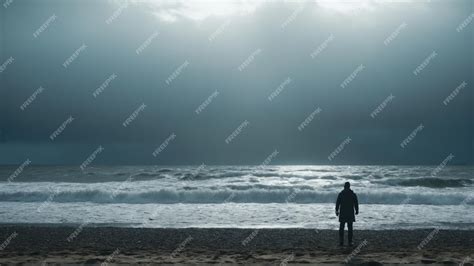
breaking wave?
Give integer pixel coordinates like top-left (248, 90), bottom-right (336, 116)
top-left (379, 178), bottom-right (473, 188)
top-left (0, 189), bottom-right (471, 205)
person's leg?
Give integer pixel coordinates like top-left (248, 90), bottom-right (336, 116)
top-left (348, 222), bottom-right (353, 244)
top-left (339, 222), bottom-right (345, 245)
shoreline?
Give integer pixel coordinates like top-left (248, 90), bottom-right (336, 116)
top-left (1, 222), bottom-right (474, 230)
top-left (0, 226), bottom-right (473, 264)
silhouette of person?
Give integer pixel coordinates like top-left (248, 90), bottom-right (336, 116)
top-left (336, 182), bottom-right (358, 246)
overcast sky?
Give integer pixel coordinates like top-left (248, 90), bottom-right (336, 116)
top-left (0, 0), bottom-right (472, 165)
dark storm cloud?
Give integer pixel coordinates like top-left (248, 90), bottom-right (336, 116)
top-left (0, 0), bottom-right (472, 165)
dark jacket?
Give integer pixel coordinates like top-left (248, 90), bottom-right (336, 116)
top-left (336, 188), bottom-right (359, 222)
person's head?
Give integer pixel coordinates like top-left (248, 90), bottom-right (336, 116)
top-left (344, 182), bottom-right (350, 189)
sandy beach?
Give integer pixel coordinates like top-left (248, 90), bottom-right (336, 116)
top-left (0, 225), bottom-right (472, 264)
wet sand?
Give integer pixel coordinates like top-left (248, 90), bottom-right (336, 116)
top-left (0, 225), bottom-right (473, 264)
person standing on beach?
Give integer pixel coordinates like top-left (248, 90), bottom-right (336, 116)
top-left (335, 182), bottom-right (359, 246)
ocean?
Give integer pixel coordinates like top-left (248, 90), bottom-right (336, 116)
top-left (0, 165), bottom-right (472, 230)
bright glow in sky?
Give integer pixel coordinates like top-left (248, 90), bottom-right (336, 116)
top-left (127, 0), bottom-right (264, 22)
top-left (119, 0), bottom-right (421, 22)
top-left (315, 0), bottom-right (376, 14)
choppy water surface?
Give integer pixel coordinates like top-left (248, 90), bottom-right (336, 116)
top-left (0, 165), bottom-right (472, 229)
